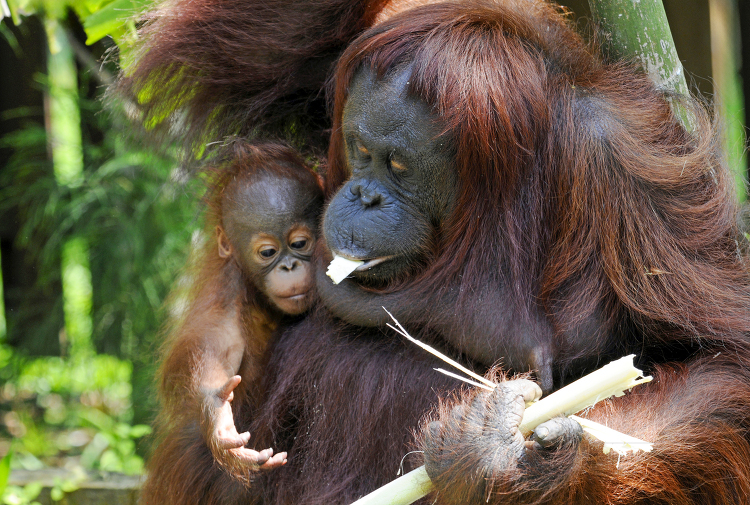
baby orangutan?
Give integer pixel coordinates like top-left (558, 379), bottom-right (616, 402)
top-left (141, 142), bottom-right (324, 503)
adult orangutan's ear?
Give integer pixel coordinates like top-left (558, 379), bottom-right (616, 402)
top-left (216, 226), bottom-right (233, 258)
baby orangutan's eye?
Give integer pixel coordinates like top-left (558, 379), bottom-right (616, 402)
top-left (288, 229), bottom-right (314, 253)
top-left (259, 247), bottom-right (277, 259)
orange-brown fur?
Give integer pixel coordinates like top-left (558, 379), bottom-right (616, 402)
top-left (326, 3), bottom-right (750, 503)
top-left (141, 142), bottom-right (321, 504)
top-left (122, 0), bottom-right (750, 504)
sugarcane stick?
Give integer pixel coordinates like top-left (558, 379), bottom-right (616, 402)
top-left (350, 355), bottom-right (651, 505)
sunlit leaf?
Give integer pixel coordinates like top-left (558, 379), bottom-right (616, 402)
top-left (128, 424), bottom-right (152, 439)
top-left (0, 451), bottom-right (12, 498)
top-left (83, 0), bottom-right (150, 45)
top-left (50, 487), bottom-right (64, 501)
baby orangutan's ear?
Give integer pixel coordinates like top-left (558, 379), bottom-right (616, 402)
top-left (216, 226), bottom-right (233, 258)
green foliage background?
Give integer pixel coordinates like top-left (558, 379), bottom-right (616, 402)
top-left (0, 0), bottom-right (204, 489)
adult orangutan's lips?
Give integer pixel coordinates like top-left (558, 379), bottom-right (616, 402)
top-left (354, 256), bottom-right (392, 271)
top-left (326, 252), bottom-right (393, 283)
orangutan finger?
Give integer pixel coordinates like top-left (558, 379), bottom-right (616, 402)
top-left (218, 375), bottom-right (242, 401)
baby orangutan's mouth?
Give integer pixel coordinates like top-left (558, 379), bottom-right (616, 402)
top-left (277, 290), bottom-right (309, 300)
top-left (272, 289), bottom-right (313, 316)
top-left (284, 292), bottom-right (308, 300)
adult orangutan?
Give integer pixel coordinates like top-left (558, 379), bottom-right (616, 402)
top-left (120, 0), bottom-right (750, 504)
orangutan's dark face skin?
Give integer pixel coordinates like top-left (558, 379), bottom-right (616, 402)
top-left (322, 66), bottom-right (457, 283)
top-left (219, 174), bottom-right (323, 315)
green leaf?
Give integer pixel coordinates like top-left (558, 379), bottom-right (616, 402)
top-left (4, 0), bottom-right (23, 25)
top-left (50, 487), bottom-right (64, 501)
top-left (0, 451), bottom-right (12, 498)
top-left (3, 482), bottom-right (42, 505)
top-left (128, 424), bottom-right (152, 439)
top-left (23, 482), bottom-right (42, 502)
top-left (82, 0), bottom-right (149, 45)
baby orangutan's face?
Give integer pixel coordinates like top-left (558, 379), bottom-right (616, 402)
top-left (219, 174), bottom-right (323, 315)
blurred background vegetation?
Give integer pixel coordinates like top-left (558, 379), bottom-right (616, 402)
top-left (0, 0), bottom-right (748, 502)
top-left (0, 1), bottom-right (202, 497)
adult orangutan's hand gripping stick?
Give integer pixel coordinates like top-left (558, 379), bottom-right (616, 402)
top-left (351, 350), bottom-right (652, 505)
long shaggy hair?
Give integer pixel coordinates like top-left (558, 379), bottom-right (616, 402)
top-left (328, 0), bottom-right (750, 353)
top-left (115, 0), bottom-right (390, 157)
top-left (126, 1), bottom-right (750, 504)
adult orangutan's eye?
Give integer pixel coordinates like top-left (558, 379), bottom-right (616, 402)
top-left (389, 158), bottom-right (407, 173)
top-left (355, 139), bottom-right (370, 157)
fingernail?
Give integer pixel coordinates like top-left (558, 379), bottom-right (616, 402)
top-left (536, 426), bottom-right (549, 439)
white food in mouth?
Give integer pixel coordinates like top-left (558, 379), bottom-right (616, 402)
top-left (326, 255), bottom-right (364, 284)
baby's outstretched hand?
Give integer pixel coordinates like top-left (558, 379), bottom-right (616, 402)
top-left (201, 375), bottom-right (287, 473)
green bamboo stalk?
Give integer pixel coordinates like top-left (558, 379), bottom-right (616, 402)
top-left (45, 17), bottom-right (94, 359)
top-left (709, 0), bottom-right (746, 202)
top-left (46, 18), bottom-right (84, 187)
top-left (60, 237), bottom-right (94, 358)
top-left (588, 0), bottom-right (694, 131)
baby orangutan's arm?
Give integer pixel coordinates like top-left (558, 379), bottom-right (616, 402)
top-left (195, 302), bottom-right (287, 473)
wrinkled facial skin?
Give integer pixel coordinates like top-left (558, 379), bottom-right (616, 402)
top-left (221, 174), bottom-right (323, 315)
top-left (322, 66), bottom-right (457, 282)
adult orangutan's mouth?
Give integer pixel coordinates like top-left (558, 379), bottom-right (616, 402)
top-left (330, 251), bottom-right (394, 271)
top-left (354, 256), bottom-right (393, 271)
top-left (326, 252), bottom-right (395, 284)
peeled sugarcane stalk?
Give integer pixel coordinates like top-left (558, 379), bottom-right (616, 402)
top-left (517, 354), bottom-right (651, 435)
top-left (327, 255), bottom-right (364, 284)
top-left (349, 355), bottom-right (652, 505)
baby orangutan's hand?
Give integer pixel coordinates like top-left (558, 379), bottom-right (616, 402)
top-left (201, 375), bottom-right (287, 475)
